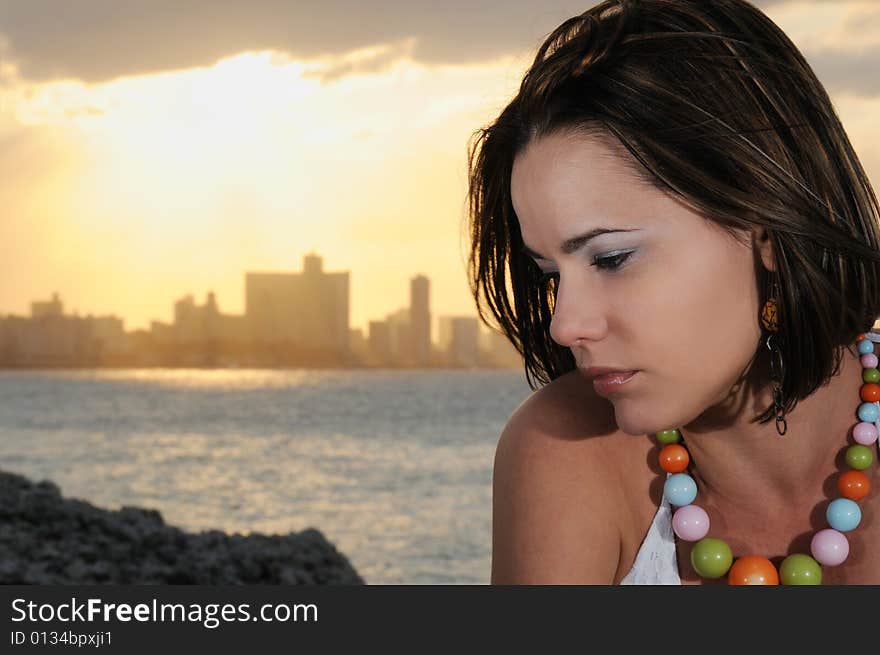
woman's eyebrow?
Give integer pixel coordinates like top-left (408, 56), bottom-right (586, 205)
top-left (521, 228), bottom-right (641, 260)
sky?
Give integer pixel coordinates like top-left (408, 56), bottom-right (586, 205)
top-left (1, 0), bottom-right (878, 333)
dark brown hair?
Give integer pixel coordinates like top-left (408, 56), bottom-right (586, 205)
top-left (465, 0), bottom-right (880, 425)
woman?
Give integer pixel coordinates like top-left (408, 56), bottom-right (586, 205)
top-left (466, 0), bottom-right (880, 584)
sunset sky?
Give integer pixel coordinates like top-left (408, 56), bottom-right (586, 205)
top-left (1, 0), bottom-right (879, 333)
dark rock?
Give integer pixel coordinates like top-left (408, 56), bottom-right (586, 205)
top-left (0, 469), bottom-right (364, 585)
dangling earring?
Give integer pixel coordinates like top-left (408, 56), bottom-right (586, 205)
top-left (760, 276), bottom-right (787, 436)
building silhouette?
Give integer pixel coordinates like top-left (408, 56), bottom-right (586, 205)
top-left (362, 274), bottom-right (432, 367)
top-left (173, 291), bottom-right (247, 346)
top-left (0, 258), bottom-right (528, 369)
top-left (245, 252), bottom-right (350, 362)
top-left (31, 293), bottom-right (64, 319)
top-left (140, 253), bottom-right (351, 366)
top-left (438, 315), bottom-right (480, 367)
top-left (0, 293), bottom-right (128, 366)
top-left (409, 275), bottom-right (430, 367)
top-left (367, 320), bottom-right (392, 366)
top-left (385, 307), bottom-right (412, 366)
top-left (479, 327), bottom-right (522, 368)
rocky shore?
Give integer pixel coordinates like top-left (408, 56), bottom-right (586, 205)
top-left (0, 469), bottom-right (364, 584)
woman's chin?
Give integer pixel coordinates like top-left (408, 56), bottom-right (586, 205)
top-left (613, 412), bottom-right (650, 437)
top-left (612, 403), bottom-right (672, 437)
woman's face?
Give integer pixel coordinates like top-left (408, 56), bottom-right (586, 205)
top-left (510, 128), bottom-right (767, 436)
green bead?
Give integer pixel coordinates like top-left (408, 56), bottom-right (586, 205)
top-left (690, 538), bottom-right (733, 578)
top-left (779, 554), bottom-right (822, 585)
top-left (863, 368), bottom-right (880, 383)
top-left (656, 429), bottom-right (681, 445)
top-left (846, 444), bottom-right (874, 470)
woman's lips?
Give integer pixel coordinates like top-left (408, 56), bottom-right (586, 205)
top-left (592, 370), bottom-right (638, 396)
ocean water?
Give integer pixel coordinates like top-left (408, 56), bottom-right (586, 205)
top-left (0, 368), bottom-right (534, 584)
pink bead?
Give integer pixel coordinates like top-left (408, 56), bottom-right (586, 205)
top-left (861, 353), bottom-right (879, 369)
top-left (810, 528), bottom-right (849, 566)
top-left (853, 421), bottom-right (879, 446)
top-left (672, 504), bottom-right (710, 541)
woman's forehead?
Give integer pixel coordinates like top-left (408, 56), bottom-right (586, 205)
top-left (512, 139), bottom-right (671, 231)
top-left (511, 131), bottom-right (657, 213)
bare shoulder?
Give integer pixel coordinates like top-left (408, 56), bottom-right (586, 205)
top-left (491, 369), bottom-right (655, 584)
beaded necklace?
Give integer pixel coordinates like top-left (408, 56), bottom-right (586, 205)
top-left (654, 331), bottom-right (879, 585)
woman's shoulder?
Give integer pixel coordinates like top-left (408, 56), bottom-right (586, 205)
top-left (504, 369), bottom-right (616, 440)
top-left (499, 368), bottom-right (656, 475)
top-left (491, 369), bottom-right (659, 584)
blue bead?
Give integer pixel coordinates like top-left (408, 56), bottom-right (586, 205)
top-left (858, 339), bottom-right (875, 355)
top-left (664, 473), bottom-right (697, 507)
top-left (857, 402), bottom-right (879, 423)
top-left (826, 498), bottom-right (862, 532)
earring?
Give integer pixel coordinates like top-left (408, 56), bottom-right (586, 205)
top-left (761, 277), bottom-right (787, 436)
top-left (760, 296), bottom-right (778, 333)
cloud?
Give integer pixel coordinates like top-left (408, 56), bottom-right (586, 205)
top-left (842, 5), bottom-right (880, 34)
top-left (0, 0), bottom-right (875, 97)
top-left (807, 45), bottom-right (880, 96)
top-left (299, 38), bottom-right (418, 84)
top-left (0, 0), bottom-right (589, 83)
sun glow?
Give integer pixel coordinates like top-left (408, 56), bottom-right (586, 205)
top-left (0, 46), bottom-right (527, 331)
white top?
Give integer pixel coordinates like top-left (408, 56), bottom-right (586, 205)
top-left (620, 331), bottom-right (880, 585)
top-left (618, 483), bottom-right (680, 585)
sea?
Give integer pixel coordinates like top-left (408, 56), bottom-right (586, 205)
top-left (0, 368), bottom-right (534, 584)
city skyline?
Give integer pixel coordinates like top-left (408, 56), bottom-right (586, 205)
top-left (1, 255), bottom-right (483, 337)
top-left (0, 252), bottom-right (520, 369)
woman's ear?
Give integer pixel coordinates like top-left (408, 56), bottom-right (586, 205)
top-left (752, 226), bottom-right (776, 273)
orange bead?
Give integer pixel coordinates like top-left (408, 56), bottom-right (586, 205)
top-left (658, 444), bottom-right (689, 473)
top-left (861, 383), bottom-right (880, 402)
top-left (727, 555), bottom-right (779, 585)
top-left (857, 334), bottom-right (867, 342)
top-left (838, 469), bottom-right (871, 501)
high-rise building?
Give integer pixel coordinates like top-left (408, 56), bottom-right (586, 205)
top-left (438, 315), bottom-right (480, 367)
top-left (173, 292), bottom-right (247, 345)
top-left (0, 294), bottom-right (128, 366)
top-left (368, 320), bottom-right (392, 366)
top-left (480, 327), bottom-right (522, 368)
top-left (31, 293), bottom-right (63, 319)
top-left (245, 252), bottom-right (350, 356)
top-left (409, 275), bottom-right (430, 366)
top-left (348, 327), bottom-right (369, 364)
top-left (386, 307), bottom-right (411, 366)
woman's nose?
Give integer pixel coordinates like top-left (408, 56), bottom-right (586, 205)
top-left (548, 279), bottom-right (609, 348)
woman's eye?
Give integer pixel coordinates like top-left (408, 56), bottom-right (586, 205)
top-left (536, 250), bottom-right (635, 284)
top-left (592, 250), bottom-right (635, 271)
